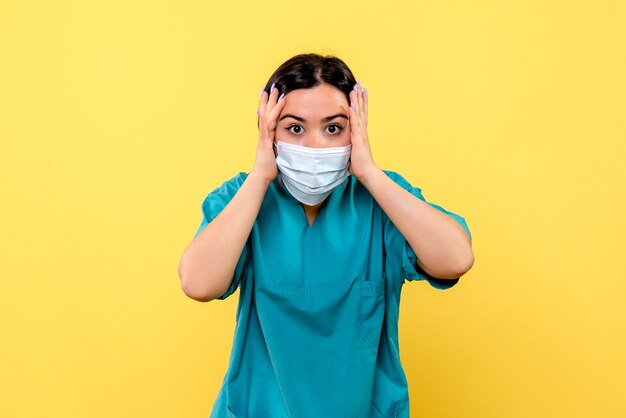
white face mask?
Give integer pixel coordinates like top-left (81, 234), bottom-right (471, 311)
top-left (273, 140), bottom-right (352, 206)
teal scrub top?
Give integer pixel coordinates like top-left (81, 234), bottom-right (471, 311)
top-left (193, 170), bottom-right (472, 418)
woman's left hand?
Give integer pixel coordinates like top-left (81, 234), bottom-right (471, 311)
top-left (348, 81), bottom-right (379, 180)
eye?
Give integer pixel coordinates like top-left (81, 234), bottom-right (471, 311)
top-left (326, 124), bottom-right (344, 134)
top-left (284, 123), bottom-right (344, 135)
top-left (285, 124), bottom-right (303, 134)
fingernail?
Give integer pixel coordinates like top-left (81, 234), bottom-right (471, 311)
top-left (278, 92), bottom-right (285, 102)
top-left (270, 82), bottom-right (275, 94)
top-left (256, 109), bottom-right (260, 116)
top-left (260, 87), bottom-right (264, 96)
top-left (358, 80), bottom-right (362, 89)
top-left (351, 102), bottom-right (355, 110)
top-left (364, 87), bottom-right (368, 97)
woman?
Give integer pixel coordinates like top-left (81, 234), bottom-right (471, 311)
top-left (178, 53), bottom-right (474, 418)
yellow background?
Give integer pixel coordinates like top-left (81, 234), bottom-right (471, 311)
top-left (1, 1), bottom-right (624, 417)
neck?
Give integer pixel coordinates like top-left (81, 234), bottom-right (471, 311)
top-left (302, 202), bottom-right (322, 209)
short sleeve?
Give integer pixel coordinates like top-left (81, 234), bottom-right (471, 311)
top-left (382, 170), bottom-right (472, 290)
top-left (192, 171), bottom-right (250, 300)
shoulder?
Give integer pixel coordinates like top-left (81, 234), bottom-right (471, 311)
top-left (380, 169), bottom-right (422, 193)
top-left (198, 171), bottom-right (247, 211)
top-left (207, 171), bottom-right (248, 194)
top-left (220, 171), bottom-right (249, 188)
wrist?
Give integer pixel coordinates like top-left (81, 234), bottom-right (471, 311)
top-left (355, 164), bottom-right (382, 185)
top-left (248, 168), bottom-right (275, 188)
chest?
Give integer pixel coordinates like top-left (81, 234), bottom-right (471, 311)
top-left (250, 189), bottom-right (384, 290)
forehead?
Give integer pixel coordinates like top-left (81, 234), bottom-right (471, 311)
top-left (280, 84), bottom-right (348, 114)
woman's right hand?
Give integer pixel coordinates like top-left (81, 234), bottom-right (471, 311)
top-left (252, 83), bottom-right (286, 184)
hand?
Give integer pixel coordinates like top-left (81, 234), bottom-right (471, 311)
top-left (348, 81), bottom-right (378, 181)
top-left (252, 83), bottom-right (286, 184)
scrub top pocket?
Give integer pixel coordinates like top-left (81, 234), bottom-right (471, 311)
top-left (225, 405), bottom-right (243, 418)
top-left (358, 273), bottom-right (386, 350)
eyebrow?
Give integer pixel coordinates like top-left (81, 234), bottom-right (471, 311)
top-left (278, 113), bottom-right (348, 123)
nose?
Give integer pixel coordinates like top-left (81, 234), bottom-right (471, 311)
top-left (302, 132), bottom-right (326, 149)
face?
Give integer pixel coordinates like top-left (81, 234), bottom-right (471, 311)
top-left (275, 83), bottom-right (351, 148)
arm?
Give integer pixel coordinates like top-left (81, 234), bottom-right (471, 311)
top-left (346, 83), bottom-right (473, 280)
top-left (359, 166), bottom-right (474, 280)
top-left (178, 171), bottom-right (270, 302)
top-left (178, 82), bottom-right (286, 302)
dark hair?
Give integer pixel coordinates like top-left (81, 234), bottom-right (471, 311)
top-left (263, 53), bottom-right (357, 105)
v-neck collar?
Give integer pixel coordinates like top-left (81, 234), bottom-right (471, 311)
top-left (300, 199), bottom-right (327, 229)
top-left (277, 174), bottom-right (351, 230)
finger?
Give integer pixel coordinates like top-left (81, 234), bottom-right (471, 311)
top-left (363, 88), bottom-right (368, 126)
top-left (268, 93), bottom-right (286, 132)
top-left (269, 92), bottom-right (286, 117)
top-left (350, 89), bottom-right (360, 125)
top-left (348, 91), bottom-right (358, 133)
top-left (259, 87), bottom-right (268, 114)
top-left (259, 83), bottom-right (277, 118)
top-left (258, 88), bottom-right (268, 130)
top-left (257, 86), bottom-right (265, 107)
top-left (353, 84), bottom-right (363, 125)
top-left (350, 88), bottom-right (358, 112)
top-left (259, 84), bottom-right (279, 132)
top-left (265, 82), bottom-right (279, 115)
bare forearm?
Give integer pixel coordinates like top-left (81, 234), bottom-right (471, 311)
top-left (358, 166), bottom-right (473, 279)
top-left (179, 171), bottom-right (270, 300)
